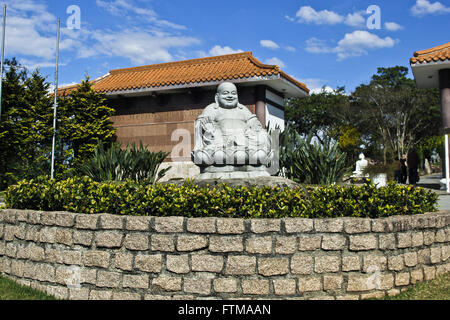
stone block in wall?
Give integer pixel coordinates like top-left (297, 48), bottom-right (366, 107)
top-left (250, 219), bottom-right (281, 233)
top-left (89, 290), bottom-right (113, 300)
top-left (342, 255), bottom-right (360, 272)
top-left (123, 233), bottom-right (150, 251)
top-left (323, 275), bottom-right (343, 291)
top-left (245, 236), bottom-right (272, 254)
top-left (275, 236), bottom-right (297, 254)
top-left (388, 255), bottom-right (404, 271)
top-left (391, 216), bottom-right (413, 232)
top-left (63, 250), bottom-right (82, 266)
top-left (258, 257), bottom-right (289, 276)
top-left (209, 236), bottom-right (243, 253)
top-left (152, 276), bottom-right (182, 292)
top-left (75, 215), bottom-right (100, 230)
top-left (69, 288), bottom-right (90, 300)
top-left (216, 218), bottom-right (245, 234)
top-left (435, 229), bottom-right (446, 243)
top-left (184, 278), bottom-right (212, 295)
top-left (112, 292), bottom-right (141, 300)
top-left (177, 235), bottom-right (208, 252)
top-left (346, 274), bottom-right (375, 292)
top-left (314, 256), bottom-right (340, 273)
top-left (241, 279), bottom-right (269, 295)
top-left (55, 228), bottom-right (73, 246)
top-left (23, 261), bottom-right (36, 279)
top-left (410, 269), bottom-right (424, 284)
top-left (154, 217), bottom-right (184, 233)
top-left (35, 263), bottom-right (55, 283)
top-left (95, 231), bottom-right (123, 248)
top-left (191, 254), bottom-right (223, 273)
top-left (0, 241), bottom-right (5, 256)
top-left (362, 255), bottom-right (387, 272)
top-left (411, 232), bottom-right (424, 247)
top-left (40, 227), bottom-right (57, 244)
top-left (4, 225), bottom-right (16, 241)
top-left (97, 270), bottom-right (121, 288)
top-left (291, 255), bottom-right (313, 275)
top-left (45, 248), bottom-right (63, 264)
top-left (11, 260), bottom-right (24, 277)
top-left (114, 252), bottom-right (133, 271)
top-left (225, 256), bottom-right (256, 275)
top-left (430, 247), bottom-right (442, 264)
top-left (423, 266), bottom-right (436, 281)
top-left (403, 252), bottom-right (418, 267)
top-left (125, 216), bottom-right (151, 231)
top-left (344, 218), bottom-right (371, 234)
top-left (321, 235), bottom-right (346, 251)
top-left (83, 251), bottom-right (111, 268)
top-left (442, 245), bottom-right (450, 262)
top-left (55, 212), bottom-right (76, 227)
top-left (150, 234), bottom-right (174, 252)
top-left (0, 224), bottom-right (4, 240)
top-left (379, 273), bottom-right (395, 291)
top-left (5, 242), bottom-right (16, 257)
top-left (273, 279), bottom-right (297, 295)
top-left (45, 286), bottom-right (68, 300)
top-left (423, 231), bottom-right (435, 245)
top-left (134, 254), bottom-right (162, 273)
top-left (16, 244), bottom-right (30, 260)
top-left (213, 278), bottom-right (238, 293)
top-left (417, 248), bottom-right (431, 265)
top-left (81, 268), bottom-right (97, 285)
top-left (73, 230), bottom-right (93, 247)
top-left (379, 234), bottom-right (396, 250)
top-left (349, 234), bottom-right (377, 251)
top-left (298, 236), bottom-right (321, 251)
top-left (314, 219), bottom-right (344, 233)
top-left (397, 232), bottom-right (413, 248)
top-left (297, 276), bottom-right (322, 293)
top-left (28, 211), bottom-right (41, 225)
top-left (123, 274), bottom-right (149, 289)
top-left (395, 272), bottom-right (410, 286)
top-left (166, 255), bottom-right (190, 274)
top-left (40, 212), bottom-right (56, 226)
top-left (29, 244), bottom-right (45, 262)
top-left (371, 218), bottom-right (394, 233)
top-left (14, 225), bottom-right (26, 240)
top-left (25, 226), bottom-right (40, 242)
top-left (283, 218), bottom-right (314, 233)
top-left (16, 211), bottom-right (29, 223)
top-left (99, 214), bottom-right (124, 230)
top-left (187, 218), bottom-right (216, 234)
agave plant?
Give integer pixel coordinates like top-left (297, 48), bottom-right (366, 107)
top-left (77, 141), bottom-right (170, 184)
top-left (279, 125), bottom-right (350, 185)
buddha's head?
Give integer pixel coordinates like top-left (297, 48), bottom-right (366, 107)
top-left (216, 82), bottom-right (238, 109)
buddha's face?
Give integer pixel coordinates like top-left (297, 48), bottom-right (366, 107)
top-left (216, 83), bottom-right (238, 109)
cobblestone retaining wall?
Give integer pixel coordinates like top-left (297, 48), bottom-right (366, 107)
top-left (0, 209), bottom-right (449, 300)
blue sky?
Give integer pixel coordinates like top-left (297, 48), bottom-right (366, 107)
top-left (2, 0), bottom-right (450, 93)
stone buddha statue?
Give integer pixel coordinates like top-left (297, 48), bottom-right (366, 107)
top-left (192, 82), bottom-right (273, 179)
top-left (351, 153), bottom-right (369, 178)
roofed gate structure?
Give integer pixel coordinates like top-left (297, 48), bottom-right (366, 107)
top-left (410, 42), bottom-right (450, 191)
top-left (60, 52), bottom-right (309, 180)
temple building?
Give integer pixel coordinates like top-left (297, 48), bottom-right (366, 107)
top-left (59, 52), bottom-right (309, 179)
top-left (410, 42), bottom-right (450, 191)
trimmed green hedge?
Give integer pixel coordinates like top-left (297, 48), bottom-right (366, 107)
top-left (4, 176), bottom-right (438, 219)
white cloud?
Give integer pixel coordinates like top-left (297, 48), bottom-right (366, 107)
top-left (297, 78), bottom-right (334, 94)
top-left (89, 30), bottom-right (200, 65)
top-left (344, 12), bottom-right (366, 27)
top-left (265, 57), bottom-right (286, 68)
top-left (411, 0), bottom-right (450, 16)
top-left (209, 45), bottom-right (243, 56)
top-left (384, 22), bottom-right (403, 31)
top-left (285, 46), bottom-right (296, 52)
top-left (305, 31), bottom-right (398, 61)
top-left (295, 6), bottom-right (344, 25)
top-left (260, 40), bottom-right (280, 50)
top-left (96, 0), bottom-right (186, 30)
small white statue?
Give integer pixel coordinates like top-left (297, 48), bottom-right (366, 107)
top-left (352, 153), bottom-right (369, 178)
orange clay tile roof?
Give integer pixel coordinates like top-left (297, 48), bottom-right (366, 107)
top-left (410, 42), bottom-right (450, 64)
top-left (58, 52), bottom-right (309, 95)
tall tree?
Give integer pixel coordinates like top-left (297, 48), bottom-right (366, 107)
top-left (351, 66), bottom-right (441, 163)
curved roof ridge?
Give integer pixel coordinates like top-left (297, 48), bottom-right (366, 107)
top-left (110, 51), bottom-right (260, 75)
top-left (414, 42), bottom-right (450, 57)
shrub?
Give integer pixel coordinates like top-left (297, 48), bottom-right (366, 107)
top-left (77, 141), bottom-right (170, 184)
top-left (279, 125), bottom-right (350, 184)
top-left (4, 177), bottom-right (438, 218)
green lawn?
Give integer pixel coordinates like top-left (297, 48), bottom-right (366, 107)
top-left (0, 275), bottom-right (57, 300)
top-left (383, 272), bottom-right (450, 300)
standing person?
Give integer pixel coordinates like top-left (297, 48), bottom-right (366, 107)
top-left (394, 157), bottom-right (403, 183)
top-left (407, 149), bottom-right (420, 185)
top-left (400, 155), bottom-right (408, 183)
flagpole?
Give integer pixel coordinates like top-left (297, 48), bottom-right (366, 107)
top-left (0, 4), bottom-right (6, 122)
top-left (51, 18), bottom-right (60, 179)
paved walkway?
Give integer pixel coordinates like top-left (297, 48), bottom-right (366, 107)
top-left (416, 172), bottom-right (450, 211)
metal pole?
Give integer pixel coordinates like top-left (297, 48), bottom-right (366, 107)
top-left (0, 5), bottom-right (6, 122)
top-left (445, 134), bottom-right (450, 193)
top-left (51, 18), bottom-right (60, 180)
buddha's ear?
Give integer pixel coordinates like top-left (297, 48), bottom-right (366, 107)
top-left (214, 94), bottom-right (219, 108)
